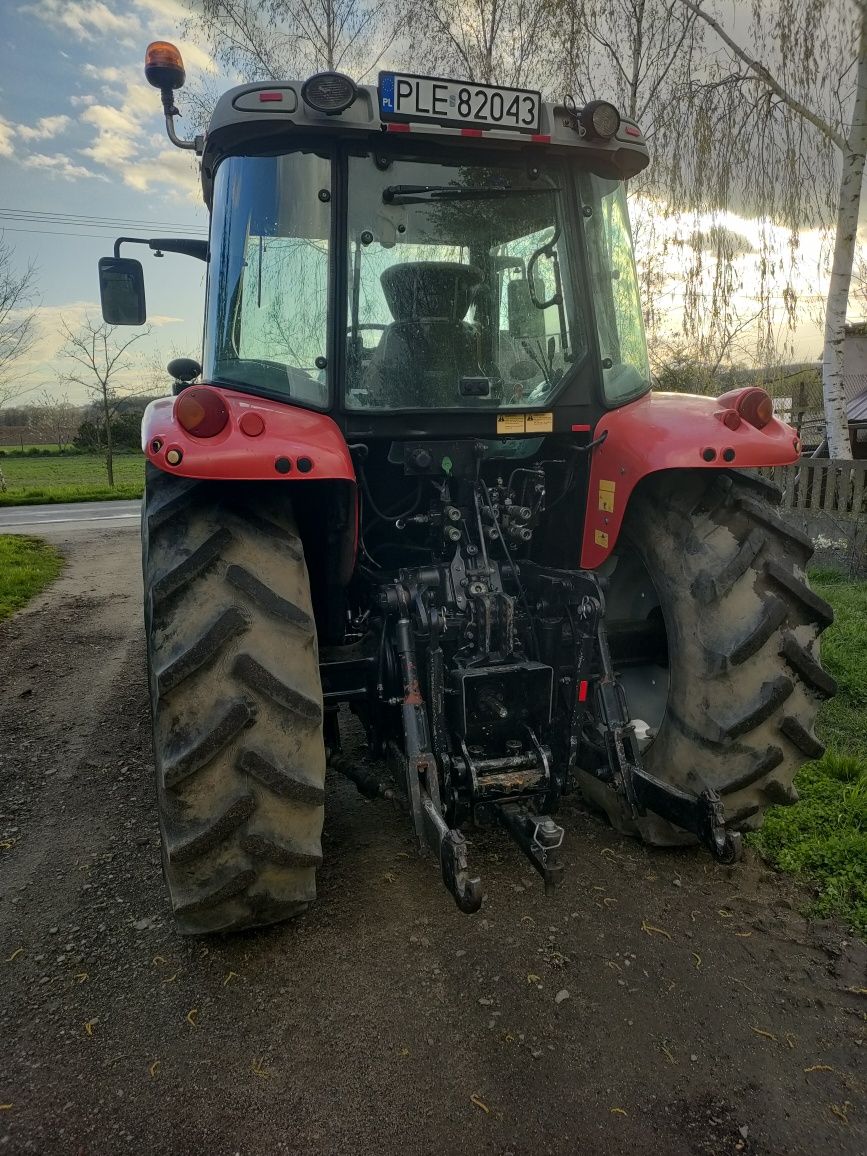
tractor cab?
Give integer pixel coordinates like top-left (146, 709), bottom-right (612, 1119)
top-left (199, 72), bottom-right (652, 441)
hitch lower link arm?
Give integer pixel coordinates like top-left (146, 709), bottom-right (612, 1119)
top-left (390, 598), bottom-right (483, 914)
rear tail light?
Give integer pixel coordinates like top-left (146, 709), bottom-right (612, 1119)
top-left (716, 386), bottom-right (775, 430)
top-left (736, 388), bottom-right (774, 429)
top-left (175, 386), bottom-right (229, 438)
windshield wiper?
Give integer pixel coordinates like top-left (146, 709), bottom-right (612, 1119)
top-left (382, 184), bottom-right (559, 205)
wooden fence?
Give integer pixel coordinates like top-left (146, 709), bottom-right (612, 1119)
top-left (757, 458), bottom-right (867, 518)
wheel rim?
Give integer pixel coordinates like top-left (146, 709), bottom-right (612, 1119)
top-left (600, 543), bottom-right (670, 745)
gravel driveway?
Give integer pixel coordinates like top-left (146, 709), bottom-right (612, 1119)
top-left (0, 526), bottom-right (864, 1155)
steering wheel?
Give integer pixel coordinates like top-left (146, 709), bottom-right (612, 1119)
top-left (527, 231), bottom-right (563, 310)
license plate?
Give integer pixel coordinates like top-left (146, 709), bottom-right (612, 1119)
top-left (378, 72), bottom-right (541, 133)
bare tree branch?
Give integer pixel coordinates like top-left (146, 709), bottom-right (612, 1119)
top-left (57, 315), bottom-right (151, 487)
top-left (675, 0), bottom-right (844, 149)
top-left (0, 235), bottom-right (39, 409)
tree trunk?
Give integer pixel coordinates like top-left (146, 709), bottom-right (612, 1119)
top-left (102, 386), bottom-right (114, 488)
top-left (822, 16), bottom-right (867, 460)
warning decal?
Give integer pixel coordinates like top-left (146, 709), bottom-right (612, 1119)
top-left (598, 479), bottom-right (616, 513)
top-left (496, 413), bottom-right (526, 434)
top-left (496, 412), bottom-right (554, 435)
top-left (525, 412), bottom-right (554, 433)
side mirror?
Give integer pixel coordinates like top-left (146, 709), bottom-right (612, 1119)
top-left (167, 358), bottom-right (202, 394)
top-left (507, 278), bottom-right (546, 339)
top-left (98, 257), bottom-right (146, 325)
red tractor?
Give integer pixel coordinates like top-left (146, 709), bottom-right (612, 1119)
top-left (98, 42), bottom-right (834, 934)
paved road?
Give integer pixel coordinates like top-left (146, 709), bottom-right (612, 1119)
top-left (0, 500), bottom-right (140, 535)
top-left (0, 526), bottom-right (864, 1155)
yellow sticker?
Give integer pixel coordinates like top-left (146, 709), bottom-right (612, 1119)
top-left (496, 413), bottom-right (526, 434)
top-left (594, 529), bottom-right (609, 548)
top-left (598, 479), bottom-right (616, 513)
top-left (525, 412), bottom-right (554, 433)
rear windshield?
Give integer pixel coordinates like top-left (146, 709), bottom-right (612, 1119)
top-left (345, 151), bottom-right (588, 410)
top-left (202, 149), bottom-right (649, 412)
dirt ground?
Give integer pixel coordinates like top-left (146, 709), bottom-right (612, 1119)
top-left (0, 528), bottom-right (864, 1156)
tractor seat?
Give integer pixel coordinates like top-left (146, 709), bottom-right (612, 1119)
top-left (364, 262), bottom-right (486, 406)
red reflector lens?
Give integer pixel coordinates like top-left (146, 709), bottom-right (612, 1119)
top-left (578, 680), bottom-right (589, 703)
top-left (240, 412), bottom-right (265, 437)
top-left (736, 388), bottom-right (774, 429)
top-left (722, 409), bottom-right (741, 430)
top-left (176, 387), bottom-right (229, 438)
top-left (259, 91), bottom-right (283, 102)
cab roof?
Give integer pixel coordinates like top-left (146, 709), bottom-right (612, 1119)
top-left (199, 78), bottom-right (650, 207)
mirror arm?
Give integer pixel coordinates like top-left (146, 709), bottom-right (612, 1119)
top-left (114, 235), bottom-right (145, 259)
top-left (113, 236), bottom-right (208, 262)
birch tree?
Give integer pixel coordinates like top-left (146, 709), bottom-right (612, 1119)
top-left (188, 0), bottom-right (402, 81)
top-left (672, 0), bottom-right (867, 458)
top-left (553, 1), bottom-right (698, 138)
top-left (404, 0), bottom-right (554, 87)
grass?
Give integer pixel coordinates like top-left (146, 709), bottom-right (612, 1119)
top-left (749, 570), bottom-right (867, 936)
top-left (0, 444), bottom-right (71, 455)
top-left (0, 453), bottom-right (144, 505)
top-left (0, 535), bottom-right (64, 621)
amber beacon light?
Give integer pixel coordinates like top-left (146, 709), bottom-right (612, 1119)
top-left (144, 41), bottom-right (199, 151)
top-left (145, 41), bottom-right (186, 92)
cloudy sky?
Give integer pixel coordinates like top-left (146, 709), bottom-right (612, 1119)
top-left (0, 0), bottom-right (838, 404)
top-left (0, 0), bottom-right (214, 402)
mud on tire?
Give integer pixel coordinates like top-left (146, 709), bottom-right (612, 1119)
top-left (580, 469), bottom-right (835, 845)
top-left (142, 463), bottom-right (326, 934)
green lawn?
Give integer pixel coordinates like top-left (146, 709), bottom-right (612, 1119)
top-left (750, 571), bottom-right (867, 936)
top-left (0, 453), bottom-right (144, 505)
top-left (0, 535), bottom-right (64, 621)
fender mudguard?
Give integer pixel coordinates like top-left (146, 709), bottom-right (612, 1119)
top-left (142, 386), bottom-right (357, 582)
top-left (142, 386), bottom-right (356, 483)
top-left (580, 391), bottom-right (801, 569)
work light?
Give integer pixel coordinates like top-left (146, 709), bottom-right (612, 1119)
top-left (301, 72), bottom-right (357, 115)
top-left (580, 100), bottom-right (621, 140)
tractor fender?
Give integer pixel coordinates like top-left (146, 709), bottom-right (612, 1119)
top-left (142, 386), bottom-right (358, 582)
top-left (142, 386), bottom-right (356, 483)
top-left (580, 390), bottom-right (801, 569)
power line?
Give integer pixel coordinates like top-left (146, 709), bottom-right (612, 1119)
top-left (0, 206), bottom-right (208, 231)
top-left (0, 221), bottom-right (208, 237)
top-left (0, 226), bottom-right (208, 240)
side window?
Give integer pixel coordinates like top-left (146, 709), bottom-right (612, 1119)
top-left (236, 237), bottom-right (329, 372)
top-left (583, 178), bottom-right (650, 404)
top-left (207, 151), bottom-right (331, 407)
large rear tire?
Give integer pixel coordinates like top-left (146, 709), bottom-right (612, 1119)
top-left (142, 464), bottom-right (326, 934)
top-left (580, 470), bottom-right (835, 844)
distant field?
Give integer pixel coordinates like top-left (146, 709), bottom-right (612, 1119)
top-left (0, 444), bottom-right (70, 455)
top-left (0, 453), bottom-right (144, 505)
